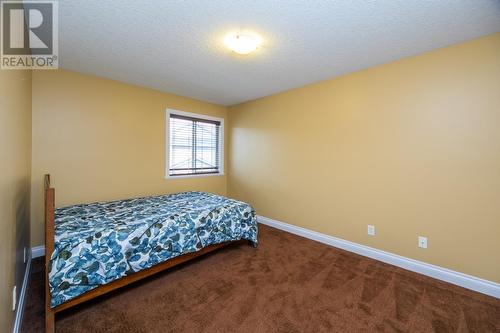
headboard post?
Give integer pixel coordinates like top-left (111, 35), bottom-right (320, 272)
top-left (44, 174), bottom-right (55, 333)
top-left (44, 174), bottom-right (51, 190)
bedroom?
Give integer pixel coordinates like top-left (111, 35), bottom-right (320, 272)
top-left (1, 1), bottom-right (499, 332)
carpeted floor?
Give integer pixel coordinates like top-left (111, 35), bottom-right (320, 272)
top-left (22, 225), bottom-right (500, 332)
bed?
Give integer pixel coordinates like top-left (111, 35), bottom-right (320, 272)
top-left (43, 174), bottom-right (258, 332)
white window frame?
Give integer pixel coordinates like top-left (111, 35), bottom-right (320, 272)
top-left (165, 109), bottom-right (224, 179)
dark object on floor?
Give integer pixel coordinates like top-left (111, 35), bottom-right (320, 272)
top-left (22, 225), bottom-right (500, 332)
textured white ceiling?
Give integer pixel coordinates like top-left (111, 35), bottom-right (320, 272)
top-left (59, 1), bottom-right (500, 106)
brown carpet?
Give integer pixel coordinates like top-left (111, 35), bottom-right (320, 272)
top-left (22, 225), bottom-right (500, 332)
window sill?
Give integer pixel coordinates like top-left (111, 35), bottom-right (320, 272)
top-left (165, 173), bottom-right (225, 180)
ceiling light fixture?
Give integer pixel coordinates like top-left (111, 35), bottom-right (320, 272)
top-left (224, 33), bottom-right (262, 55)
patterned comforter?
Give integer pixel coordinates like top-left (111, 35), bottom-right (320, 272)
top-left (49, 191), bottom-right (258, 308)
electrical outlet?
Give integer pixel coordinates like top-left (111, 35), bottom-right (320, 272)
top-left (367, 225), bottom-right (375, 236)
top-left (12, 286), bottom-right (16, 311)
top-left (418, 236), bottom-right (428, 249)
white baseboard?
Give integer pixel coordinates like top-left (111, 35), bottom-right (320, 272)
top-left (31, 245), bottom-right (45, 258)
top-left (12, 251), bottom-right (32, 333)
top-left (257, 215), bottom-right (500, 299)
top-left (30, 219), bottom-right (500, 299)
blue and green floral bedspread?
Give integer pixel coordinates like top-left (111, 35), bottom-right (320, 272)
top-left (49, 191), bottom-right (258, 307)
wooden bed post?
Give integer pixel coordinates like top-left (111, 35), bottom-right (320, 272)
top-left (44, 174), bottom-right (55, 333)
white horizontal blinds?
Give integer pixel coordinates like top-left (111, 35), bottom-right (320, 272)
top-left (169, 114), bottom-right (221, 176)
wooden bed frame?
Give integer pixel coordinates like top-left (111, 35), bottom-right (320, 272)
top-left (44, 174), bottom-right (246, 332)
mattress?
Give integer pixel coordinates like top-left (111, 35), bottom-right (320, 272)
top-left (48, 191), bottom-right (258, 307)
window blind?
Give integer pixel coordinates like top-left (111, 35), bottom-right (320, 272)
top-left (169, 114), bottom-right (221, 176)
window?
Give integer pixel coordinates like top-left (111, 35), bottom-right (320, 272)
top-left (166, 109), bottom-right (224, 178)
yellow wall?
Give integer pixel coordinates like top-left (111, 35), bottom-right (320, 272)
top-left (0, 70), bottom-right (32, 332)
top-left (29, 34), bottom-right (500, 283)
top-left (31, 69), bottom-right (227, 247)
top-left (228, 33), bottom-right (500, 282)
